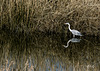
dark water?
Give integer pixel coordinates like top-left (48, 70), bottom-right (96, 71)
top-left (0, 31), bottom-right (100, 71)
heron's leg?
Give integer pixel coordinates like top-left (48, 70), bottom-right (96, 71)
top-left (73, 35), bottom-right (75, 37)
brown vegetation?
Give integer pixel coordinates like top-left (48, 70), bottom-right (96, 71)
top-left (0, 0), bottom-right (100, 36)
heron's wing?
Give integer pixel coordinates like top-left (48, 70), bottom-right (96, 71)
top-left (71, 29), bottom-right (82, 36)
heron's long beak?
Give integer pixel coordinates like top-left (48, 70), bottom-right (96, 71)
top-left (64, 23), bottom-right (67, 25)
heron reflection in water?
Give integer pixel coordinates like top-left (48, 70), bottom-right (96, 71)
top-left (63, 38), bottom-right (81, 48)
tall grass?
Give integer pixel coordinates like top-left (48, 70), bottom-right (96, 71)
top-left (0, 0), bottom-right (100, 36)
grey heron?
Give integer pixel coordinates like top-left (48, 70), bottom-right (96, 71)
top-left (65, 23), bottom-right (83, 37)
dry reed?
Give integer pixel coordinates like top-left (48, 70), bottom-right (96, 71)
top-left (0, 0), bottom-right (100, 36)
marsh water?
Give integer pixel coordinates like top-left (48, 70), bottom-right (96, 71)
top-left (0, 31), bottom-right (100, 71)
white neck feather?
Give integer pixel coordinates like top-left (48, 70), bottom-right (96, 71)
top-left (68, 24), bottom-right (72, 31)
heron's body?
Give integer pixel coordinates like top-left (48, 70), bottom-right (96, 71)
top-left (70, 29), bottom-right (82, 37)
top-left (65, 23), bottom-right (82, 37)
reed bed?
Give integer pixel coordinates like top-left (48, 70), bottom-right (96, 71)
top-left (0, 0), bottom-right (100, 36)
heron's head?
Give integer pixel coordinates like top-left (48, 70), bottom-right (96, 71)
top-left (64, 23), bottom-right (70, 25)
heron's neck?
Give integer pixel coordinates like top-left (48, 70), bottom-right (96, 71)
top-left (68, 24), bottom-right (71, 31)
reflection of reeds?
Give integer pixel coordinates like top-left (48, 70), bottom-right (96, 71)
top-left (0, 33), bottom-right (100, 71)
top-left (0, 0), bottom-right (100, 36)
top-left (0, 60), bottom-right (35, 71)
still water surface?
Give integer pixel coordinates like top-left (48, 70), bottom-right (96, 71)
top-left (0, 32), bottom-right (100, 71)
